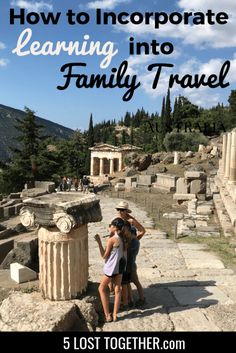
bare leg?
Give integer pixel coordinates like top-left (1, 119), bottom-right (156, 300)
top-left (112, 274), bottom-right (122, 320)
top-left (128, 283), bottom-right (134, 303)
top-left (108, 280), bottom-right (114, 294)
top-left (98, 275), bottom-right (112, 321)
top-left (132, 271), bottom-right (145, 300)
top-left (122, 284), bottom-right (129, 306)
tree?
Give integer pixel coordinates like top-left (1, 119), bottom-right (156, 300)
top-left (172, 96), bottom-right (180, 126)
top-left (228, 90), bottom-right (236, 126)
top-left (121, 129), bottom-right (126, 144)
top-left (228, 90), bottom-right (236, 114)
top-left (165, 88), bottom-right (172, 128)
top-left (6, 107), bottom-right (43, 190)
top-left (177, 96), bottom-right (200, 121)
top-left (87, 113), bottom-right (94, 147)
top-left (158, 96), bottom-right (166, 150)
top-left (130, 125), bottom-right (134, 145)
top-left (124, 112), bottom-right (131, 127)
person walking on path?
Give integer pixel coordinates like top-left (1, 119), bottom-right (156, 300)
top-left (115, 201), bottom-right (146, 307)
top-left (94, 218), bottom-right (127, 322)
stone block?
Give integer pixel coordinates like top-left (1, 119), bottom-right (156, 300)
top-left (188, 199), bottom-right (197, 215)
top-left (0, 228), bottom-right (17, 240)
top-left (9, 193), bottom-right (21, 199)
top-left (197, 205), bottom-right (213, 215)
top-left (0, 234), bottom-right (38, 271)
top-left (0, 208), bottom-right (3, 220)
top-left (0, 239), bottom-right (14, 264)
top-left (211, 146), bottom-right (218, 156)
top-left (154, 174), bottom-right (178, 192)
top-left (138, 175), bottom-right (156, 185)
top-left (0, 292), bottom-right (79, 331)
top-left (174, 194), bottom-right (196, 201)
top-left (185, 171), bottom-right (206, 179)
top-left (125, 176), bottom-right (137, 189)
top-left (114, 183), bottom-right (125, 191)
top-left (198, 144), bottom-right (206, 153)
top-left (176, 178), bottom-right (188, 194)
top-left (35, 181), bottom-right (55, 193)
top-left (136, 184), bottom-right (151, 192)
top-left (163, 212), bottom-right (184, 220)
top-left (3, 207), bottom-right (9, 218)
top-left (185, 151), bottom-right (194, 158)
top-left (10, 263), bottom-right (37, 283)
top-left (190, 180), bottom-right (202, 194)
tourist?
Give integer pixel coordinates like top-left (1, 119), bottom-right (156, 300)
top-left (62, 176), bottom-right (67, 191)
top-left (115, 201), bottom-right (146, 308)
top-left (73, 177), bottom-right (79, 191)
top-left (94, 218), bottom-right (127, 322)
top-left (67, 176), bottom-right (72, 191)
top-left (82, 176), bottom-right (90, 193)
top-left (120, 221), bottom-right (134, 310)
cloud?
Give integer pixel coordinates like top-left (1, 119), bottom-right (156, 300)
top-left (178, 0), bottom-right (236, 13)
top-left (0, 42), bottom-right (6, 50)
top-left (0, 59), bottom-right (9, 67)
top-left (11, 1), bottom-right (53, 12)
top-left (87, 0), bottom-right (130, 10)
top-left (115, 0), bottom-right (236, 48)
top-left (129, 54), bottom-right (236, 107)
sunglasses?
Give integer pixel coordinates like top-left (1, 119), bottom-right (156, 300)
top-left (116, 208), bottom-right (127, 212)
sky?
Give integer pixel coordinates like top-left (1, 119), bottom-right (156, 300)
top-left (0, 0), bottom-right (236, 130)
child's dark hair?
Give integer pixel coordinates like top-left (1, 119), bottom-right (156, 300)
top-left (111, 217), bottom-right (125, 231)
top-left (111, 218), bottom-right (131, 250)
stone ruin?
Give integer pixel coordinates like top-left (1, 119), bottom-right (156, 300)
top-left (213, 129), bottom-right (236, 236)
top-left (163, 167), bottom-right (221, 238)
top-left (0, 181), bottom-right (57, 272)
top-left (174, 171), bottom-right (207, 202)
top-left (20, 192), bottom-right (102, 300)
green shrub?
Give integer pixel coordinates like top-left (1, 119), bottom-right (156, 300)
top-left (163, 132), bottom-right (209, 152)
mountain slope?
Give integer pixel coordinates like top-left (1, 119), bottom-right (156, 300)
top-left (0, 104), bottom-right (74, 161)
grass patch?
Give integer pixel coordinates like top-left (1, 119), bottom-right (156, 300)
top-left (19, 285), bottom-right (39, 294)
top-left (178, 235), bottom-right (236, 270)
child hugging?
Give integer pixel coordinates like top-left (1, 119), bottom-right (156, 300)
top-left (94, 217), bottom-right (130, 322)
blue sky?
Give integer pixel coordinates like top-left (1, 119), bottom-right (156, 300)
top-left (0, 0), bottom-right (236, 130)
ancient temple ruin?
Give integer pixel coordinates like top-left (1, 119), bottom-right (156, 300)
top-left (20, 193), bottom-right (102, 300)
top-left (214, 129), bottom-right (236, 234)
top-left (89, 144), bottom-right (141, 176)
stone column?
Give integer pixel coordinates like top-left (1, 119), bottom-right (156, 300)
top-left (229, 130), bottom-right (236, 184)
top-left (20, 193), bottom-right (102, 301)
top-left (221, 133), bottom-right (227, 178)
top-left (109, 159), bottom-right (114, 175)
top-left (174, 151), bottom-right (179, 165)
top-left (118, 158), bottom-right (122, 172)
top-left (224, 132), bottom-right (232, 182)
top-left (90, 157), bottom-right (94, 176)
top-left (99, 158), bottom-right (104, 176)
top-left (38, 225), bottom-right (88, 300)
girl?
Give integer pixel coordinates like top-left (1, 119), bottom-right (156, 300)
top-left (94, 217), bottom-right (127, 322)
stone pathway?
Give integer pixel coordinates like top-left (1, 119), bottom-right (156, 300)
top-left (88, 195), bottom-right (236, 331)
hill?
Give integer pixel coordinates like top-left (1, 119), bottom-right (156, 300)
top-left (0, 104), bottom-right (74, 161)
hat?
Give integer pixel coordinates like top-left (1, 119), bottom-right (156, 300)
top-left (115, 201), bottom-right (132, 213)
